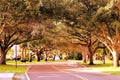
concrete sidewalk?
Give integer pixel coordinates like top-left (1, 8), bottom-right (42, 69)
top-left (0, 73), bottom-right (14, 80)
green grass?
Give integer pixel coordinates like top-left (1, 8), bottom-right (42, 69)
top-left (1, 60), bottom-right (120, 75)
top-left (7, 60), bottom-right (41, 65)
top-left (0, 65), bottom-right (27, 74)
top-left (79, 60), bottom-right (120, 75)
top-left (6, 59), bottom-right (67, 65)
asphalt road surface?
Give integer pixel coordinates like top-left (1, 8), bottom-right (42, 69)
top-left (27, 62), bottom-right (120, 80)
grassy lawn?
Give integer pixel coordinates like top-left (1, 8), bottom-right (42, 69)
top-left (7, 60), bottom-right (42, 65)
top-left (1, 60), bottom-right (120, 75)
top-left (0, 65), bottom-right (27, 74)
top-left (79, 60), bottom-right (120, 75)
top-left (6, 59), bottom-right (67, 65)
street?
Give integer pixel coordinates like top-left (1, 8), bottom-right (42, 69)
top-left (27, 62), bottom-right (120, 80)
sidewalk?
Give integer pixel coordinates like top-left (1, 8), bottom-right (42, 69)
top-left (14, 73), bottom-right (28, 80)
top-left (0, 73), bottom-right (14, 80)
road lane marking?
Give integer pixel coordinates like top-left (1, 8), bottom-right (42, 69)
top-left (52, 65), bottom-right (88, 80)
top-left (25, 73), bottom-right (30, 80)
top-left (26, 66), bottom-right (31, 80)
top-left (38, 74), bottom-right (59, 78)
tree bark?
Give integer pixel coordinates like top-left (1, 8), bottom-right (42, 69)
top-left (82, 51), bottom-right (87, 63)
top-left (83, 56), bottom-right (87, 63)
top-left (102, 50), bottom-right (106, 64)
top-left (45, 54), bottom-right (48, 61)
top-left (37, 56), bottom-right (40, 61)
top-left (89, 53), bottom-right (94, 65)
top-left (87, 46), bottom-right (94, 65)
top-left (82, 46), bottom-right (89, 63)
top-left (0, 49), bottom-right (6, 64)
top-left (29, 51), bottom-right (32, 62)
top-left (37, 52), bottom-right (41, 62)
top-left (113, 51), bottom-right (119, 67)
top-left (21, 48), bottom-right (26, 62)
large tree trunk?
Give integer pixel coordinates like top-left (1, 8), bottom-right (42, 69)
top-left (112, 51), bottom-right (119, 67)
top-left (29, 51), bottom-right (33, 62)
top-left (89, 53), bottom-right (94, 65)
top-left (82, 47), bottom-right (88, 63)
top-left (87, 46), bottom-right (94, 65)
top-left (83, 54), bottom-right (87, 63)
top-left (0, 49), bottom-right (6, 64)
top-left (45, 54), bottom-right (48, 61)
top-left (36, 52), bottom-right (41, 62)
top-left (21, 48), bottom-right (26, 62)
top-left (37, 56), bottom-right (40, 61)
top-left (82, 51), bottom-right (87, 63)
top-left (102, 50), bottom-right (106, 64)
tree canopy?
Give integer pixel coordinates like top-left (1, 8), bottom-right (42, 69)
top-left (0, 0), bottom-right (120, 67)
top-left (0, 0), bottom-right (45, 64)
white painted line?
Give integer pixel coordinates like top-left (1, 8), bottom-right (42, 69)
top-left (25, 73), bottom-right (30, 80)
top-left (25, 66), bottom-right (31, 80)
top-left (67, 62), bottom-right (78, 67)
top-left (52, 65), bottom-right (88, 80)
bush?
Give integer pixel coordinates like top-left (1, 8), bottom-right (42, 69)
top-left (68, 52), bottom-right (82, 60)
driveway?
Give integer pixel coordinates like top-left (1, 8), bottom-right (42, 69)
top-left (27, 62), bottom-right (120, 80)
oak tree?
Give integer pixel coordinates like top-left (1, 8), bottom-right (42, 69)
top-left (0, 0), bottom-right (45, 64)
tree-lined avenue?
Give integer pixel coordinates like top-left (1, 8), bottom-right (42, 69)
top-left (27, 62), bottom-right (120, 80)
